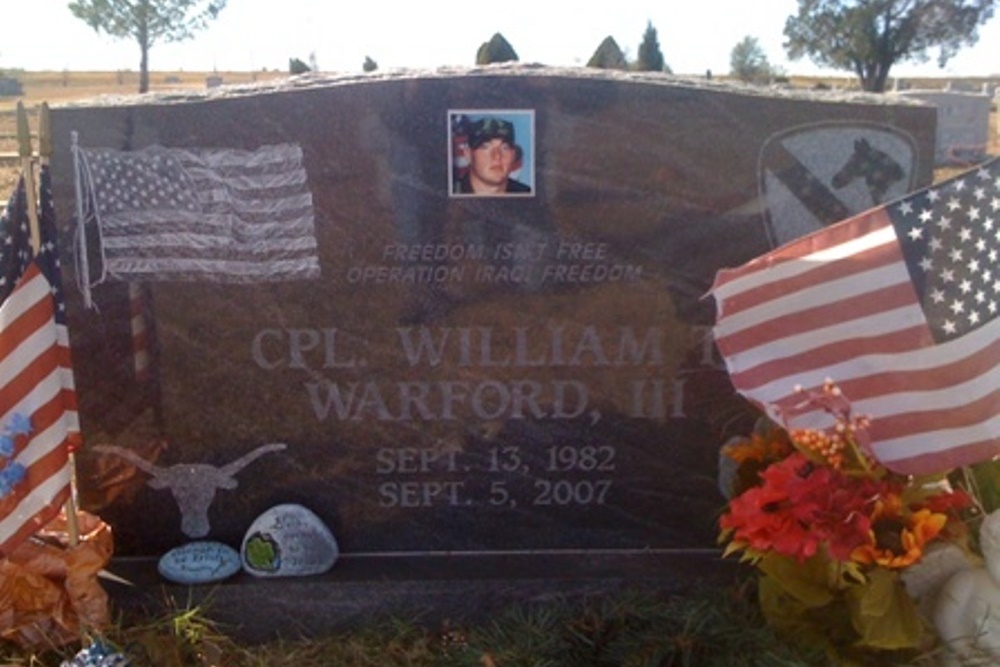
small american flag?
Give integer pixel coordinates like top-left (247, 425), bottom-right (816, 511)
top-left (712, 157), bottom-right (1000, 475)
top-left (77, 142), bottom-right (321, 283)
top-left (0, 169), bottom-right (78, 555)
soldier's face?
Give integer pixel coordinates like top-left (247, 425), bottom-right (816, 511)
top-left (469, 139), bottom-right (517, 188)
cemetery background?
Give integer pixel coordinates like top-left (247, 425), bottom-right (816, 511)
top-left (3, 69), bottom-right (998, 191)
top-left (0, 67), bottom-right (998, 665)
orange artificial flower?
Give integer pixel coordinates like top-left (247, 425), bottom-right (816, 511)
top-left (851, 496), bottom-right (947, 569)
top-left (722, 428), bottom-right (793, 466)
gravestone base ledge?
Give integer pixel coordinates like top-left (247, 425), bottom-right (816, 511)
top-left (103, 549), bottom-right (739, 643)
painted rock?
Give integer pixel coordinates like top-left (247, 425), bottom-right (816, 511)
top-left (157, 541), bottom-right (241, 585)
top-left (60, 639), bottom-right (132, 667)
top-left (241, 503), bottom-right (338, 577)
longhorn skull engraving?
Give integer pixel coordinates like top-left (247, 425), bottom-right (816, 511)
top-left (94, 443), bottom-right (287, 538)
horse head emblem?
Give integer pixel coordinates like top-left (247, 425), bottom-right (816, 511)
top-left (831, 138), bottom-right (905, 204)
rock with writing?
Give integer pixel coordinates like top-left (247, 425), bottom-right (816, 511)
top-left (157, 540), bottom-right (242, 585)
top-left (241, 503), bottom-right (338, 577)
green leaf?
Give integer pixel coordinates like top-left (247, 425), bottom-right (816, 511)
top-left (757, 552), bottom-right (852, 606)
top-left (971, 460), bottom-right (1000, 515)
top-left (758, 574), bottom-right (831, 648)
top-left (845, 567), bottom-right (928, 650)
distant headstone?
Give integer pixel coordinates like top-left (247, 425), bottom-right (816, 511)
top-left (157, 541), bottom-right (242, 584)
top-left (0, 77), bottom-right (23, 97)
top-left (241, 504), bottom-right (339, 577)
top-left (897, 90), bottom-right (991, 165)
top-left (50, 67), bottom-right (935, 577)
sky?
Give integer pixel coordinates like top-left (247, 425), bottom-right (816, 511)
top-left (3, 0), bottom-right (1000, 79)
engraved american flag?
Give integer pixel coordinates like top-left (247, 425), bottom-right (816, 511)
top-left (78, 143), bottom-right (320, 283)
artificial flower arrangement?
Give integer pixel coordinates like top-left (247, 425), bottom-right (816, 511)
top-left (718, 380), bottom-right (976, 664)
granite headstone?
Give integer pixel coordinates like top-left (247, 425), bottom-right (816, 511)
top-left (898, 89), bottom-right (992, 165)
top-left (47, 66), bottom-right (935, 568)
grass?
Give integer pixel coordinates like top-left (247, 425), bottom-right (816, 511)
top-left (7, 574), bottom-right (1000, 666)
top-left (1, 579), bottom-right (836, 667)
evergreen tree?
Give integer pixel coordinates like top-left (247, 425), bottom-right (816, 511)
top-left (288, 57), bottom-right (310, 75)
top-left (730, 36), bottom-right (774, 84)
top-left (68, 0), bottom-right (226, 93)
top-left (476, 33), bottom-right (519, 65)
top-left (636, 21), bottom-right (666, 72)
top-left (587, 36), bottom-right (628, 70)
top-left (363, 56), bottom-right (378, 73)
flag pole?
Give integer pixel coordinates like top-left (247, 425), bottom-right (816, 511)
top-left (16, 103), bottom-right (40, 251)
top-left (23, 103), bottom-right (82, 548)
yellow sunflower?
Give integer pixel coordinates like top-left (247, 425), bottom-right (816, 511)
top-left (851, 496), bottom-right (947, 569)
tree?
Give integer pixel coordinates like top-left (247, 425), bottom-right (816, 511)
top-left (636, 21), bottom-right (667, 72)
top-left (476, 33), bottom-right (519, 65)
top-left (288, 57), bottom-right (310, 75)
top-left (587, 36), bottom-right (628, 70)
top-left (730, 36), bottom-right (774, 84)
top-left (784, 0), bottom-right (996, 92)
top-left (363, 56), bottom-right (378, 73)
top-left (68, 0), bottom-right (226, 93)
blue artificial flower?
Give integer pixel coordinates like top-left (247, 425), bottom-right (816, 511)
top-left (60, 639), bottom-right (133, 667)
top-left (0, 413), bottom-right (32, 459)
top-left (0, 462), bottom-right (27, 497)
top-left (8, 412), bottom-right (32, 436)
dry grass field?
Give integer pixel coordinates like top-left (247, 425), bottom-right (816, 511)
top-left (0, 70), bottom-right (285, 191)
top-left (0, 69), bottom-right (997, 193)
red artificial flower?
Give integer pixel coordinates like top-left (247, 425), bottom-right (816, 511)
top-left (920, 487), bottom-right (973, 515)
top-left (720, 453), bottom-right (877, 563)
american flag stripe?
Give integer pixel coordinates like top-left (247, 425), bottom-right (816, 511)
top-left (713, 220), bottom-right (900, 303)
top-left (719, 299), bottom-right (925, 370)
top-left (105, 257), bottom-right (319, 280)
top-left (875, 414), bottom-right (1000, 472)
top-left (739, 308), bottom-right (999, 415)
top-left (0, 461), bottom-right (71, 552)
top-left (130, 287), bottom-right (151, 382)
top-left (101, 216), bottom-right (317, 244)
top-left (0, 262), bottom-right (73, 554)
top-left (730, 322), bottom-right (929, 393)
top-left (0, 279), bottom-right (77, 432)
top-left (0, 274), bottom-right (60, 375)
top-left (712, 158), bottom-right (1000, 475)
